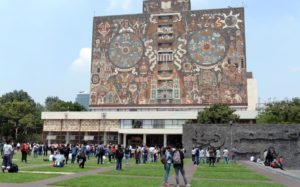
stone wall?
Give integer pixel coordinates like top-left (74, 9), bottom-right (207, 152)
top-left (183, 124), bottom-right (300, 168)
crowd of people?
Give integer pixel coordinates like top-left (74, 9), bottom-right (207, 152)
top-left (1, 139), bottom-right (286, 186)
top-left (191, 146), bottom-right (238, 166)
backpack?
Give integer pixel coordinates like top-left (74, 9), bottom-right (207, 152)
top-left (99, 147), bottom-right (105, 155)
top-left (161, 155), bottom-right (167, 165)
top-left (8, 163), bottom-right (19, 173)
top-left (22, 144), bottom-right (28, 153)
top-left (117, 149), bottom-right (124, 159)
top-left (173, 151), bottom-right (181, 165)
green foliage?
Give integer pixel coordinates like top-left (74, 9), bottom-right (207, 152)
top-left (197, 104), bottom-right (239, 124)
top-left (45, 96), bottom-right (86, 111)
top-left (257, 98), bottom-right (300, 124)
top-left (0, 90), bottom-right (43, 142)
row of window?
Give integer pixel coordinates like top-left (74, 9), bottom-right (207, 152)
top-left (121, 119), bottom-right (187, 129)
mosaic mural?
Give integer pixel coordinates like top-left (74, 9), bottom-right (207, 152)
top-left (90, 0), bottom-right (247, 107)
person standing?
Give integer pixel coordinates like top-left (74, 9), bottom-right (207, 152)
top-left (172, 144), bottom-right (190, 187)
top-left (43, 142), bottom-right (48, 156)
top-left (231, 146), bottom-right (238, 163)
top-left (199, 147), bottom-right (205, 164)
top-left (115, 144), bottom-right (124, 170)
top-left (21, 142), bottom-right (29, 163)
top-left (163, 147), bottom-right (172, 186)
top-left (63, 144), bottom-right (70, 165)
top-left (97, 144), bottom-right (105, 164)
top-left (2, 140), bottom-right (13, 172)
top-left (124, 146), bottom-right (130, 165)
top-left (216, 148), bottom-right (221, 163)
top-left (223, 147), bottom-right (229, 164)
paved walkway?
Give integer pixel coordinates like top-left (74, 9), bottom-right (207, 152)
top-left (161, 160), bottom-right (197, 187)
top-left (240, 161), bottom-right (300, 187)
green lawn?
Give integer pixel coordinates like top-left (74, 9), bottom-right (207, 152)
top-left (12, 152), bottom-right (112, 173)
top-left (52, 175), bottom-right (162, 187)
top-left (104, 161), bottom-right (169, 177)
top-left (0, 173), bottom-right (60, 183)
top-left (191, 180), bottom-right (285, 187)
top-left (192, 162), bottom-right (285, 187)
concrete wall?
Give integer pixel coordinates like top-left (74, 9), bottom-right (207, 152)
top-left (183, 124), bottom-right (300, 168)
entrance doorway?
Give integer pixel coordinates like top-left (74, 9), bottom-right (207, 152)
top-left (127, 135), bottom-right (143, 147)
top-left (167, 135), bottom-right (182, 147)
top-left (146, 135), bottom-right (163, 147)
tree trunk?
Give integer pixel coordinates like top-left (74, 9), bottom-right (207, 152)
top-left (15, 121), bottom-right (19, 141)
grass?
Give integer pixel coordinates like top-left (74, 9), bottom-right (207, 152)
top-left (191, 180), bottom-right (285, 187)
top-left (12, 151), bottom-right (112, 173)
top-left (104, 161), bottom-right (170, 176)
top-left (192, 162), bottom-right (285, 187)
top-left (52, 175), bottom-right (162, 187)
top-left (0, 173), bottom-right (60, 183)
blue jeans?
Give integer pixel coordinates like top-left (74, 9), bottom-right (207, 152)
top-left (125, 154), bottom-right (130, 164)
top-left (2, 154), bottom-right (12, 170)
top-left (195, 156), bottom-right (199, 165)
top-left (232, 155), bottom-right (237, 163)
top-left (224, 156), bottom-right (229, 164)
top-left (116, 159), bottom-right (122, 170)
top-left (199, 157), bottom-right (205, 164)
top-left (174, 166), bottom-right (188, 185)
top-left (164, 163), bottom-right (171, 183)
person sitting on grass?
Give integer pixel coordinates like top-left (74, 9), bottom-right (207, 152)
top-left (52, 151), bottom-right (65, 167)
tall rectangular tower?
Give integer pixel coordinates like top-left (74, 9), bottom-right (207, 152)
top-left (90, 0), bottom-right (247, 109)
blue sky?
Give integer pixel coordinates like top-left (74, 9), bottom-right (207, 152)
top-left (0, 0), bottom-right (299, 104)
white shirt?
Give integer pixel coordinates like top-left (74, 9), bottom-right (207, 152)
top-left (223, 149), bottom-right (229, 157)
top-left (199, 149), bottom-right (205, 157)
top-left (216, 150), bottom-right (221, 158)
top-left (3, 143), bottom-right (13, 155)
top-left (191, 148), bottom-right (196, 155)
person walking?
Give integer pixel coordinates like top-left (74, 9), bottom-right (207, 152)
top-left (2, 140), bottom-right (13, 172)
top-left (163, 147), bottom-right (172, 186)
top-left (172, 144), bottom-right (190, 187)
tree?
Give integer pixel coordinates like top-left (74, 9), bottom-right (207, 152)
top-left (0, 90), bottom-right (43, 142)
top-left (256, 98), bottom-right (300, 124)
top-left (45, 96), bottom-right (86, 111)
top-left (197, 104), bottom-right (240, 124)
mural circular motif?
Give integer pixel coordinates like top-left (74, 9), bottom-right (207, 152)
top-left (188, 29), bottom-right (227, 66)
top-left (108, 33), bottom-right (144, 69)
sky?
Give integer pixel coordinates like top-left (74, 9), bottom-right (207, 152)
top-left (0, 0), bottom-right (300, 104)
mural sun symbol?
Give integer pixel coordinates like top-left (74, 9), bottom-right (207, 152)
top-left (221, 10), bottom-right (243, 29)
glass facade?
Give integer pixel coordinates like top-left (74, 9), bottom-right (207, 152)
top-left (75, 93), bottom-right (89, 110)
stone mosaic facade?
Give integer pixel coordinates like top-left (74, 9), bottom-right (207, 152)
top-left (43, 120), bottom-right (119, 132)
top-left (90, 0), bottom-right (247, 107)
top-left (183, 124), bottom-right (300, 168)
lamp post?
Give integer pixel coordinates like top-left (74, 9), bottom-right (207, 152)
top-left (229, 120), bottom-right (233, 148)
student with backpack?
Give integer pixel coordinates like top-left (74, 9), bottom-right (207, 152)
top-left (21, 142), bottom-right (29, 163)
top-left (173, 144), bottom-right (190, 187)
top-left (115, 144), bottom-right (124, 170)
top-left (96, 144), bottom-right (105, 164)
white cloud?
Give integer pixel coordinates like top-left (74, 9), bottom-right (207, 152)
top-left (71, 48), bottom-right (91, 73)
top-left (288, 66), bottom-right (300, 73)
top-left (109, 0), bottom-right (133, 11)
